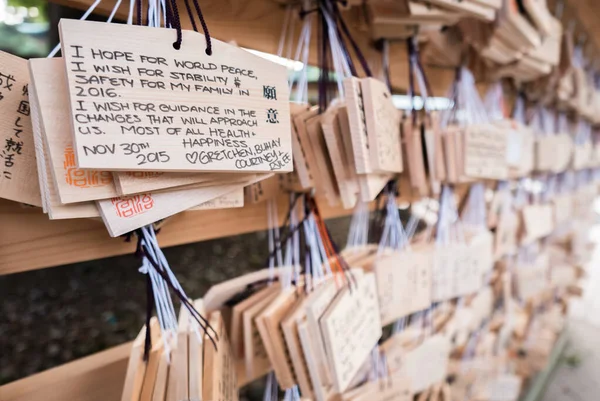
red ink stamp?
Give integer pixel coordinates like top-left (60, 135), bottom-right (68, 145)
top-left (111, 194), bottom-right (154, 218)
top-left (64, 146), bottom-right (112, 188)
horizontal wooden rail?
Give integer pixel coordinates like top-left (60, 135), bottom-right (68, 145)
top-left (0, 195), bottom-right (354, 275)
top-left (0, 343), bottom-right (131, 401)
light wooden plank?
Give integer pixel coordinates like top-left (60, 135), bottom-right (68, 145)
top-left (0, 194), bottom-right (352, 275)
top-left (59, 19), bottom-right (293, 173)
top-left (0, 343), bottom-right (131, 401)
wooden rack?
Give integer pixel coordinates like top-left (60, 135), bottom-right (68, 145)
top-left (1, 0), bottom-right (597, 399)
top-left (0, 195), bottom-right (354, 275)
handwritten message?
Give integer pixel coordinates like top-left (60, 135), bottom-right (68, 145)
top-left (59, 20), bottom-right (292, 172)
top-left (362, 78), bottom-right (403, 173)
top-left (320, 273), bottom-right (382, 392)
top-left (0, 51), bottom-right (41, 206)
top-left (464, 124), bottom-right (509, 180)
top-left (400, 334), bottom-right (450, 393)
top-left (375, 249), bottom-right (432, 325)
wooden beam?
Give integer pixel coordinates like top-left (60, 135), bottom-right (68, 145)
top-left (0, 343), bottom-right (130, 401)
top-left (51, 0), bottom-right (455, 94)
top-left (0, 195), bottom-right (352, 275)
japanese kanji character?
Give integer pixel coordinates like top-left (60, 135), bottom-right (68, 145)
top-left (0, 72), bottom-right (15, 91)
top-left (1, 150), bottom-right (15, 168)
top-left (17, 100), bottom-right (30, 116)
top-left (263, 85), bottom-right (277, 100)
top-left (5, 138), bottom-right (23, 155)
top-left (266, 108), bottom-right (279, 124)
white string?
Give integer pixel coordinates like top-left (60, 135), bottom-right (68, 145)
top-left (462, 183), bottom-right (486, 231)
top-left (142, 227), bottom-right (207, 350)
top-left (378, 193), bottom-right (409, 253)
top-left (262, 372), bottom-right (278, 401)
top-left (322, 6), bottom-right (350, 98)
top-left (127, 0), bottom-right (135, 24)
top-left (347, 202), bottom-right (369, 248)
top-left (291, 15), bottom-right (313, 104)
top-left (138, 227), bottom-right (179, 357)
top-left (107, 0), bottom-right (123, 22)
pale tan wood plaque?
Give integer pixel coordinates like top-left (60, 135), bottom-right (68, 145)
top-left (59, 19), bottom-right (292, 173)
top-left (0, 51), bottom-right (42, 206)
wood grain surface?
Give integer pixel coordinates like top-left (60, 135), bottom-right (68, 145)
top-left (0, 194), bottom-right (353, 275)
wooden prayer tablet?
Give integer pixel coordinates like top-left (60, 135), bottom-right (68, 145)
top-left (297, 320), bottom-right (336, 401)
top-left (304, 277), bottom-right (345, 388)
top-left (361, 78), bottom-right (403, 173)
top-left (32, 58), bottom-right (244, 206)
top-left (59, 19), bottom-right (292, 173)
top-left (244, 173), bottom-right (283, 204)
top-left (255, 288), bottom-right (299, 389)
top-left (27, 77), bottom-right (47, 213)
top-left (204, 267), bottom-right (284, 312)
top-left (336, 100), bottom-right (390, 202)
top-left (0, 51), bottom-right (42, 206)
top-left (242, 286), bottom-right (279, 383)
top-left (29, 81), bottom-right (99, 219)
top-left (188, 299), bottom-right (205, 401)
top-left (29, 58), bottom-right (118, 204)
top-left (168, 307), bottom-right (190, 401)
top-left (121, 327), bottom-right (147, 401)
top-left (358, 172), bottom-right (394, 202)
top-left (520, 204), bottom-right (554, 243)
top-left (374, 248), bottom-right (433, 326)
top-left (96, 173), bottom-right (266, 236)
top-left (336, 107), bottom-right (358, 178)
top-left (230, 285), bottom-right (276, 359)
top-left (289, 103), bottom-right (314, 189)
top-left (343, 77), bottom-right (371, 174)
top-left (293, 106), bottom-right (320, 190)
top-left (122, 318), bottom-right (161, 401)
top-left (281, 295), bottom-right (314, 398)
top-left (187, 188), bottom-right (245, 211)
top-left (203, 311), bottom-right (239, 401)
top-left (139, 338), bottom-right (164, 401)
top-left (304, 114), bottom-right (340, 206)
top-left (400, 334), bottom-right (451, 394)
top-left (319, 272), bottom-right (382, 393)
top-left (152, 349), bottom-right (170, 401)
top-left (321, 104), bottom-right (358, 209)
top-left (463, 124), bottom-right (509, 180)
top-left (113, 170), bottom-right (242, 196)
top-left (345, 77), bottom-right (403, 175)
